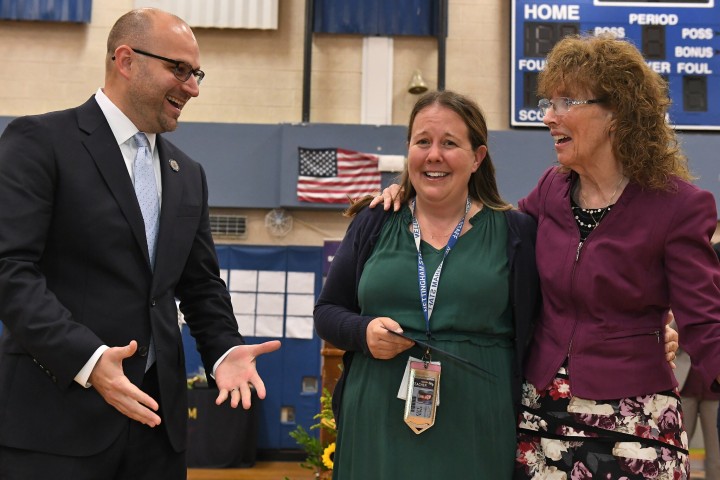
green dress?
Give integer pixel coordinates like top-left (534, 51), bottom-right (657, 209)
top-left (333, 206), bottom-right (516, 479)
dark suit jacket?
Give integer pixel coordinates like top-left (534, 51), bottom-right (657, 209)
top-left (0, 97), bottom-right (244, 455)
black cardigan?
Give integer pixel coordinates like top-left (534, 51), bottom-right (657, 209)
top-left (314, 205), bottom-right (540, 421)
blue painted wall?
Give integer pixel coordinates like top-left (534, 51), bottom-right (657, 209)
top-left (1, 116), bottom-right (719, 211)
top-left (182, 244), bottom-right (324, 451)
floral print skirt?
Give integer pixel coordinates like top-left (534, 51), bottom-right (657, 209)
top-left (514, 366), bottom-right (689, 479)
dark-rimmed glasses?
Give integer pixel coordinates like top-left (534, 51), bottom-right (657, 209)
top-left (131, 48), bottom-right (205, 85)
top-left (538, 97), bottom-right (605, 116)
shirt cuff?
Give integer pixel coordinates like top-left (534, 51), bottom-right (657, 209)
top-left (75, 345), bottom-right (110, 388)
top-left (211, 345), bottom-right (242, 379)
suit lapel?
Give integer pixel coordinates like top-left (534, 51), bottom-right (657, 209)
top-left (154, 136), bottom-right (183, 276)
top-left (77, 98), bottom-right (151, 268)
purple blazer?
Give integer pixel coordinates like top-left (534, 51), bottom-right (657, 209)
top-left (519, 166), bottom-right (720, 400)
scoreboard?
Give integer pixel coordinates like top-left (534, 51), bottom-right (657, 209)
top-left (511, 0), bottom-right (720, 129)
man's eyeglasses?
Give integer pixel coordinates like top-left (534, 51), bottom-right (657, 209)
top-left (130, 48), bottom-right (205, 85)
top-left (538, 97), bottom-right (605, 116)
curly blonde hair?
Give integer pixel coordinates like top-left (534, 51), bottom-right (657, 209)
top-left (537, 34), bottom-right (691, 190)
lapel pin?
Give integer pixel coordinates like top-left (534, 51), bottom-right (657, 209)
top-left (169, 159), bottom-right (179, 172)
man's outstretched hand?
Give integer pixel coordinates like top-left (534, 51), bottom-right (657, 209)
top-left (214, 340), bottom-right (282, 409)
top-left (90, 340), bottom-right (161, 427)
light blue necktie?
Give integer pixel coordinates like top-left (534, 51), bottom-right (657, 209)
top-left (133, 132), bottom-right (159, 370)
top-left (133, 132), bottom-right (160, 268)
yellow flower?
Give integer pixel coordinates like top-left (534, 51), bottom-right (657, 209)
top-left (322, 442), bottom-right (336, 470)
top-left (321, 417), bottom-right (336, 431)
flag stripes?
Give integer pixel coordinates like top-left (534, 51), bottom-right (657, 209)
top-left (297, 147), bottom-right (381, 204)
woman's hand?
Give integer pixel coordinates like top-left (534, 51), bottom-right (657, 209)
top-left (366, 317), bottom-right (415, 360)
top-left (664, 311), bottom-right (679, 368)
top-left (369, 184), bottom-right (403, 211)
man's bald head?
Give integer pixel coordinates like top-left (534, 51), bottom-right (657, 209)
top-left (106, 8), bottom-right (189, 67)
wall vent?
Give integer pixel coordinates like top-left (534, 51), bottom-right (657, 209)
top-left (210, 214), bottom-right (247, 239)
top-left (134, 0), bottom-right (279, 29)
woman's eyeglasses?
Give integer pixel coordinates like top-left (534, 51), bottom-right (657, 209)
top-left (538, 97), bottom-right (605, 116)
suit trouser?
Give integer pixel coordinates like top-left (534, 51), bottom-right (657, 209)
top-left (0, 365), bottom-right (186, 480)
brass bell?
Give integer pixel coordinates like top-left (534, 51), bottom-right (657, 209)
top-left (407, 69), bottom-right (428, 95)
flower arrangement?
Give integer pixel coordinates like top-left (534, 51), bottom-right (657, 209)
top-left (286, 388), bottom-right (336, 479)
top-left (186, 366), bottom-right (208, 389)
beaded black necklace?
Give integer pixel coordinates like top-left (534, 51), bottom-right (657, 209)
top-left (571, 199), bottom-right (612, 240)
top-left (571, 175), bottom-right (625, 240)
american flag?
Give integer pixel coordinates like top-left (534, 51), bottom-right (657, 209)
top-left (297, 147), bottom-right (381, 203)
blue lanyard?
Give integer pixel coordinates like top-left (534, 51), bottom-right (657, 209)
top-left (411, 196), bottom-right (471, 338)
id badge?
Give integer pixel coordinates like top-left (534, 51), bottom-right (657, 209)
top-left (403, 360), bottom-right (441, 434)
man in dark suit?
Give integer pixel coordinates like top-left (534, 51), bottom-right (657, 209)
top-left (0, 8), bottom-right (280, 479)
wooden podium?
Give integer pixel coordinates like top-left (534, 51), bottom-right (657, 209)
top-left (320, 340), bottom-right (344, 444)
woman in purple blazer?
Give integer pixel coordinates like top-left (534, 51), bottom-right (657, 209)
top-left (513, 34), bottom-right (720, 479)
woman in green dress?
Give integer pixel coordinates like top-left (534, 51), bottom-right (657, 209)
top-left (314, 90), bottom-right (540, 478)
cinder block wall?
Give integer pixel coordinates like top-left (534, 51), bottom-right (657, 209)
top-left (0, 0), bottom-right (510, 128)
top-left (0, 0), bottom-right (512, 246)
top-left (3, 0), bottom-right (717, 252)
